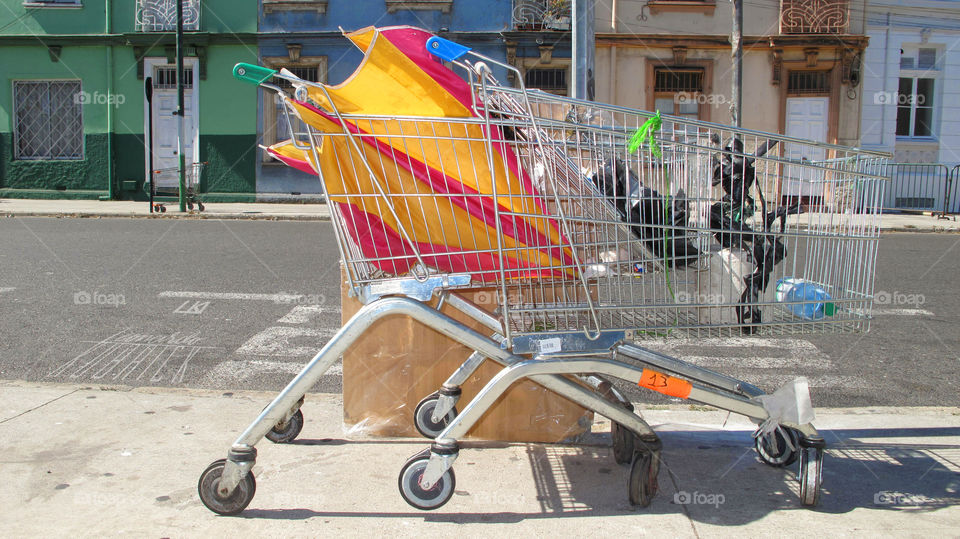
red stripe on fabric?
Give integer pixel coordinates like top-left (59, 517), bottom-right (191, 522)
top-left (267, 147), bottom-right (317, 176)
top-left (377, 27), bottom-right (552, 220)
top-left (297, 101), bottom-right (573, 266)
top-left (337, 202), bottom-right (565, 282)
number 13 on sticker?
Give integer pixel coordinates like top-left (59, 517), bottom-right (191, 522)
top-left (638, 368), bottom-right (692, 399)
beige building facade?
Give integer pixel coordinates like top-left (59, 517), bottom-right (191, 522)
top-left (593, 0), bottom-right (868, 147)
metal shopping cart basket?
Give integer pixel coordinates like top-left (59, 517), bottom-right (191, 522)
top-left (197, 26), bottom-right (890, 515)
top-left (147, 161), bottom-right (206, 212)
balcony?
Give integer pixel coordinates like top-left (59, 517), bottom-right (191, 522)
top-left (780, 0), bottom-right (849, 35)
top-left (513, 0), bottom-right (571, 31)
top-left (136, 0), bottom-right (200, 32)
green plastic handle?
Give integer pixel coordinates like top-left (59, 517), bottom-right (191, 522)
top-left (233, 63), bottom-right (277, 85)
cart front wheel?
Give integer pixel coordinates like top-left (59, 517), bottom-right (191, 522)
top-left (265, 409), bottom-right (304, 444)
top-left (398, 454), bottom-right (455, 510)
top-left (197, 459), bottom-right (256, 515)
top-left (612, 422), bottom-right (635, 465)
top-left (197, 202), bottom-right (205, 211)
top-left (628, 450), bottom-right (660, 507)
top-left (755, 426), bottom-right (801, 467)
top-left (413, 393), bottom-right (457, 439)
top-left (799, 446), bottom-right (824, 506)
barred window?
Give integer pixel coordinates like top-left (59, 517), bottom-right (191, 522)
top-left (13, 80), bottom-right (84, 160)
top-left (153, 66), bottom-right (194, 89)
top-left (261, 59), bottom-right (327, 161)
top-left (787, 70), bottom-right (830, 95)
top-left (525, 68), bottom-right (567, 95)
top-left (654, 68), bottom-right (704, 93)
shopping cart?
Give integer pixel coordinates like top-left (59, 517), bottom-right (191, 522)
top-left (197, 26), bottom-right (889, 515)
top-left (147, 162), bottom-right (206, 212)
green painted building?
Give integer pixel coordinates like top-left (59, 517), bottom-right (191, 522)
top-left (0, 0), bottom-right (258, 201)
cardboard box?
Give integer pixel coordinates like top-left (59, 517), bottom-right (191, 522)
top-left (341, 273), bottom-right (594, 442)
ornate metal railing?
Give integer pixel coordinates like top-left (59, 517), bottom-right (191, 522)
top-left (136, 0), bottom-right (201, 32)
top-left (513, 0), bottom-right (571, 31)
top-left (780, 0), bottom-right (849, 34)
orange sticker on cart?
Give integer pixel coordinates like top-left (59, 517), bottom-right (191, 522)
top-left (638, 368), bottom-right (692, 399)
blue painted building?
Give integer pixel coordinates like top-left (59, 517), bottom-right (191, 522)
top-left (254, 0), bottom-right (572, 196)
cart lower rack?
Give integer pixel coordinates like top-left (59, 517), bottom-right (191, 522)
top-left (198, 26), bottom-right (889, 515)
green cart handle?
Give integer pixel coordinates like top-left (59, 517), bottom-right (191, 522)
top-left (233, 63), bottom-right (277, 85)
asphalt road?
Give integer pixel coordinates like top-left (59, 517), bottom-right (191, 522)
top-left (0, 217), bottom-right (957, 408)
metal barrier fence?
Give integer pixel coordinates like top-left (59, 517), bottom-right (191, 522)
top-left (883, 163), bottom-right (958, 217)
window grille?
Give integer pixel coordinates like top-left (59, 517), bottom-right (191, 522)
top-left (13, 80), bottom-right (83, 160)
top-left (787, 70), bottom-right (830, 95)
top-left (654, 68), bottom-right (704, 93)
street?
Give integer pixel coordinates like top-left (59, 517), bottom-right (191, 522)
top-left (1, 217), bottom-right (957, 408)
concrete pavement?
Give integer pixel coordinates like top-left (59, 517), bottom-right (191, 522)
top-left (1, 380), bottom-right (958, 536)
top-left (2, 198), bottom-right (958, 231)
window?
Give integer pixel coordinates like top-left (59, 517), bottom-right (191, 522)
top-left (23, 0), bottom-right (82, 6)
top-left (896, 77), bottom-right (934, 138)
top-left (787, 70), bottom-right (830, 95)
top-left (13, 80), bottom-right (83, 160)
top-left (152, 66), bottom-right (194, 89)
top-left (524, 68), bottom-right (567, 95)
top-left (385, 0), bottom-right (452, 13)
top-left (262, 60), bottom-right (326, 161)
top-left (653, 67), bottom-right (704, 120)
top-left (136, 0), bottom-right (200, 32)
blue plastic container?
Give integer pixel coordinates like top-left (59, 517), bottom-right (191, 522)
top-left (776, 278), bottom-right (835, 320)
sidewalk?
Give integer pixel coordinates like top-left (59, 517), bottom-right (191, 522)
top-left (2, 198), bottom-right (959, 231)
top-left (2, 380), bottom-right (957, 536)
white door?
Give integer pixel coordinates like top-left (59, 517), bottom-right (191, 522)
top-left (145, 61), bottom-right (199, 189)
top-left (783, 97), bottom-right (829, 200)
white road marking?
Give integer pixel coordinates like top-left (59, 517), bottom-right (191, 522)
top-left (174, 300), bottom-right (210, 314)
top-left (159, 291), bottom-right (315, 303)
top-left (0, 287), bottom-right (14, 293)
top-left (200, 358), bottom-right (341, 387)
top-left (235, 326), bottom-right (338, 357)
top-left (871, 308), bottom-right (934, 317)
top-left (277, 304), bottom-right (339, 324)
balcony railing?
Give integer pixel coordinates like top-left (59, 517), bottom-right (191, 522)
top-left (136, 0), bottom-right (200, 32)
top-left (513, 0), bottom-right (571, 31)
top-left (780, 0), bottom-right (849, 34)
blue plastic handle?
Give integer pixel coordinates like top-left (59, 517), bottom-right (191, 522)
top-left (426, 36), bottom-right (471, 62)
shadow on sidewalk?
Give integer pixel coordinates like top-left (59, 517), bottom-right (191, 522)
top-left (228, 426), bottom-right (960, 525)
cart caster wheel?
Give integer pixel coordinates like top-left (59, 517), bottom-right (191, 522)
top-left (799, 446), bottom-right (824, 507)
top-left (628, 450), bottom-right (660, 507)
top-left (265, 409), bottom-right (303, 444)
top-left (413, 393), bottom-right (457, 439)
top-left (187, 201), bottom-right (194, 211)
top-left (197, 459), bottom-right (256, 515)
top-left (159, 205), bottom-right (167, 213)
top-left (755, 426), bottom-right (801, 467)
top-left (398, 454), bottom-right (456, 510)
top-left (197, 202), bottom-right (205, 212)
top-left (611, 422), bottom-right (635, 465)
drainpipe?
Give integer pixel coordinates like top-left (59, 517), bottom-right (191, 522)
top-left (99, 0), bottom-right (115, 200)
top-left (609, 0), bottom-right (617, 104)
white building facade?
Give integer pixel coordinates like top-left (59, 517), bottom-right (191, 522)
top-left (860, 0), bottom-right (960, 212)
